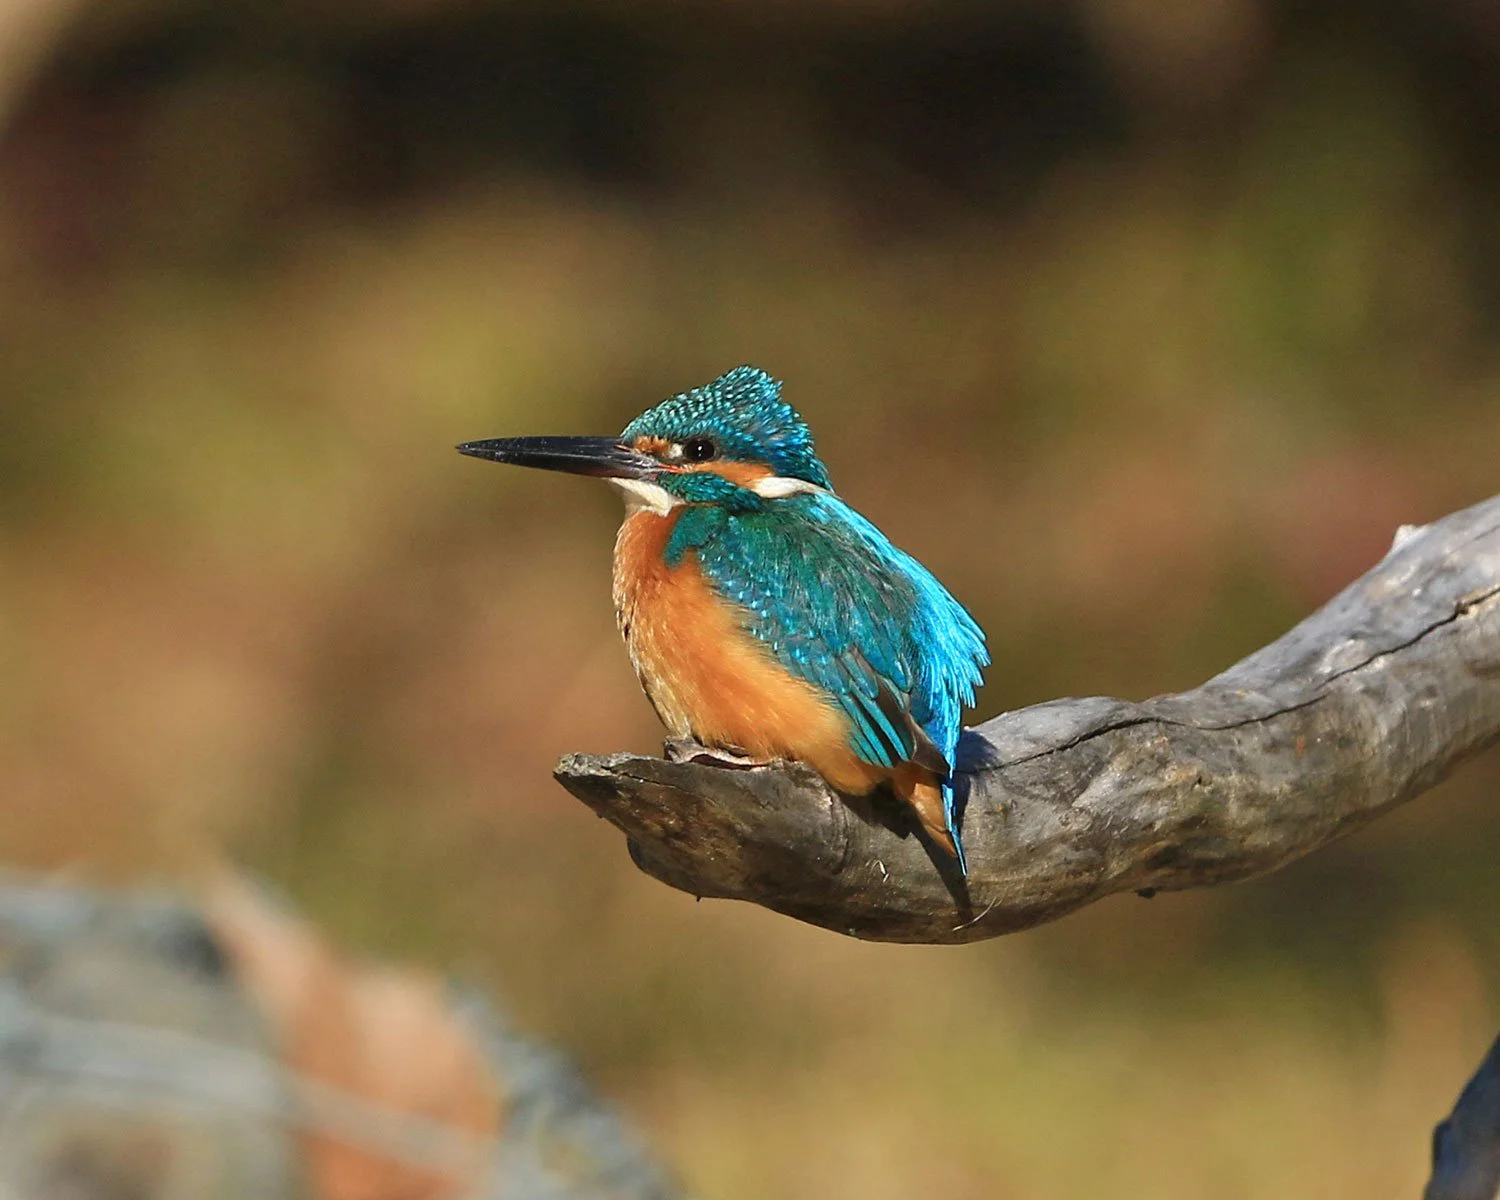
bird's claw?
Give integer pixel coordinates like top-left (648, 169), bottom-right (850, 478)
top-left (663, 738), bottom-right (774, 770)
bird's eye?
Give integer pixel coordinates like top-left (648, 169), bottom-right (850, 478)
top-left (681, 436), bottom-right (718, 463)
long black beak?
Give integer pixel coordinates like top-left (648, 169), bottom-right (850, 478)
top-left (456, 435), bottom-right (658, 480)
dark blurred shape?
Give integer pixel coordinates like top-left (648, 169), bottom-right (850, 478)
top-left (1427, 1034), bottom-right (1500, 1200)
top-left (8, 0), bottom-right (1500, 295)
top-left (0, 4), bottom-right (1126, 267)
top-left (0, 872), bottom-right (682, 1200)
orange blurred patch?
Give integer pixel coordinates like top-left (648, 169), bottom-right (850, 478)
top-left (206, 876), bottom-right (503, 1200)
top-left (1254, 449), bottom-right (1429, 604)
top-left (1048, 448), bottom-right (1228, 617)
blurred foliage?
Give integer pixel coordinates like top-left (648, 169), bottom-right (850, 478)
top-left (0, 0), bottom-right (1498, 1196)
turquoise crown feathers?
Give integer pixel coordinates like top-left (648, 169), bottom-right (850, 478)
top-left (621, 366), bottom-right (833, 489)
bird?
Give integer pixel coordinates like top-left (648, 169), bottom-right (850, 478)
top-left (458, 366), bottom-right (988, 873)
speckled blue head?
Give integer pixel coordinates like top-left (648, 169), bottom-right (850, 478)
top-left (621, 366), bottom-right (833, 490)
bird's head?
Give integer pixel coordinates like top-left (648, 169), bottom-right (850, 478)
top-left (458, 366), bottom-right (833, 514)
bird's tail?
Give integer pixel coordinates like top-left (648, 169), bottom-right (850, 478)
top-left (895, 767), bottom-right (968, 876)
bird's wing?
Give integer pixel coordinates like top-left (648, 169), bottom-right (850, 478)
top-left (688, 492), bottom-right (987, 772)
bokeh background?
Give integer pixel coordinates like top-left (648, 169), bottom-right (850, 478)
top-left (2, 1), bottom-right (1498, 1195)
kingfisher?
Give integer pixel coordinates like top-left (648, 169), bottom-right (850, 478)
top-left (458, 366), bottom-right (988, 872)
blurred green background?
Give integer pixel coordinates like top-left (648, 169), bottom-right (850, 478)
top-left (1, 0), bottom-right (1498, 1195)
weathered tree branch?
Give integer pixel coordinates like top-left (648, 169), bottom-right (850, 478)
top-left (556, 494), bottom-right (1500, 944)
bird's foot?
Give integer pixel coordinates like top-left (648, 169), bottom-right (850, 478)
top-left (663, 738), bottom-right (775, 771)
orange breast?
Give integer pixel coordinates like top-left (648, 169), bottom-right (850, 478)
top-left (611, 508), bottom-right (888, 795)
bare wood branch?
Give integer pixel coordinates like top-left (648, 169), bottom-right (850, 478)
top-left (555, 494), bottom-right (1500, 944)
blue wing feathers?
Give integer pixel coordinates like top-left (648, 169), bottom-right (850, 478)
top-left (685, 491), bottom-right (987, 789)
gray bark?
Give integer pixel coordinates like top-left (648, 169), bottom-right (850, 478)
top-left (556, 494), bottom-right (1500, 944)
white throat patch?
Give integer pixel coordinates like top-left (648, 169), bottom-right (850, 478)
top-left (750, 475), bottom-right (826, 499)
top-left (609, 477), bottom-right (681, 516)
top-left (609, 473), bottom-right (823, 515)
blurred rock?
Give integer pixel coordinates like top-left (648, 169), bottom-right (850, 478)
top-left (0, 872), bottom-right (682, 1200)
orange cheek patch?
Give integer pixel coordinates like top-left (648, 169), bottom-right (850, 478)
top-left (624, 439), bottom-right (773, 486)
top-left (686, 461), bottom-right (773, 488)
